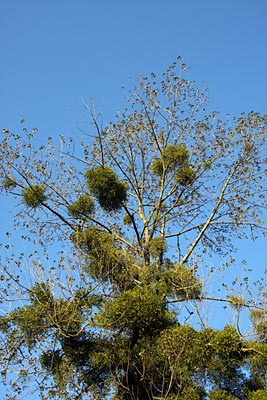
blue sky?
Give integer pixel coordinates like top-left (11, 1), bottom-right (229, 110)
top-left (1, 0), bottom-right (267, 135)
top-left (1, 0), bottom-right (267, 397)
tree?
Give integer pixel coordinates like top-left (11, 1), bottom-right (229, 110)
top-left (1, 58), bottom-right (267, 399)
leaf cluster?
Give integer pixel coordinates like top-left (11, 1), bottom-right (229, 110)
top-left (86, 166), bottom-right (127, 212)
top-left (250, 310), bottom-right (267, 342)
top-left (71, 227), bottom-right (132, 288)
top-left (22, 184), bottom-right (47, 208)
top-left (2, 176), bottom-right (17, 190)
top-left (68, 194), bottom-right (95, 218)
top-left (163, 263), bottom-right (202, 299)
top-left (98, 285), bottom-right (174, 338)
top-left (151, 143), bottom-right (195, 185)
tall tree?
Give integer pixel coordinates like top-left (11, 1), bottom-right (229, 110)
top-left (1, 59), bottom-right (267, 399)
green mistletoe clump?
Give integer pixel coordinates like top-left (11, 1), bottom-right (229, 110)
top-left (86, 166), bottom-right (127, 211)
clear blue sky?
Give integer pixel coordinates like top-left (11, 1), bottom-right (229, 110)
top-left (0, 0), bottom-right (267, 397)
top-left (1, 0), bottom-right (267, 134)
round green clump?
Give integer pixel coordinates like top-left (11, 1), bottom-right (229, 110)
top-left (2, 177), bottom-right (17, 190)
top-left (163, 144), bottom-right (189, 165)
top-left (22, 185), bottom-right (47, 208)
top-left (175, 166), bottom-right (195, 186)
top-left (151, 157), bottom-right (165, 176)
top-left (86, 166), bottom-right (127, 212)
top-left (123, 213), bottom-right (134, 225)
top-left (68, 194), bottom-right (94, 218)
top-left (151, 144), bottom-right (190, 176)
top-left (100, 285), bottom-right (173, 334)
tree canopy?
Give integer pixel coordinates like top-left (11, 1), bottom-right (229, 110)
top-left (1, 59), bottom-right (267, 399)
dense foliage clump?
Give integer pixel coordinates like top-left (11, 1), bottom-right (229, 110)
top-left (151, 144), bottom-right (190, 175)
top-left (68, 194), bottom-right (95, 218)
top-left (22, 184), bottom-right (47, 208)
top-left (86, 166), bottom-right (127, 211)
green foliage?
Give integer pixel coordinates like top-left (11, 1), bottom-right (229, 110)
top-left (155, 325), bottom-right (249, 398)
top-left (248, 390), bottom-right (267, 400)
top-left (7, 305), bottom-right (48, 348)
top-left (176, 386), bottom-right (204, 400)
top-left (22, 184), bottom-right (47, 208)
top-left (151, 143), bottom-right (195, 186)
top-left (208, 325), bottom-right (243, 360)
top-left (123, 213), bottom-right (134, 225)
top-left (99, 285), bottom-right (173, 336)
top-left (148, 236), bottom-right (167, 258)
top-left (71, 227), bottom-right (129, 286)
top-left (151, 157), bottom-right (165, 176)
top-left (209, 389), bottom-right (238, 399)
top-left (71, 226), bottom-right (112, 254)
top-left (202, 160), bottom-right (213, 169)
top-left (2, 176), bottom-right (17, 189)
top-left (40, 350), bottom-right (62, 374)
top-left (175, 165), bottom-right (196, 185)
top-left (68, 194), bottom-right (94, 218)
top-left (29, 282), bottom-right (54, 306)
top-left (163, 263), bottom-right (202, 299)
top-left (151, 144), bottom-right (189, 175)
top-left (250, 310), bottom-right (267, 341)
top-left (86, 166), bottom-right (127, 211)
top-left (229, 295), bottom-right (246, 310)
